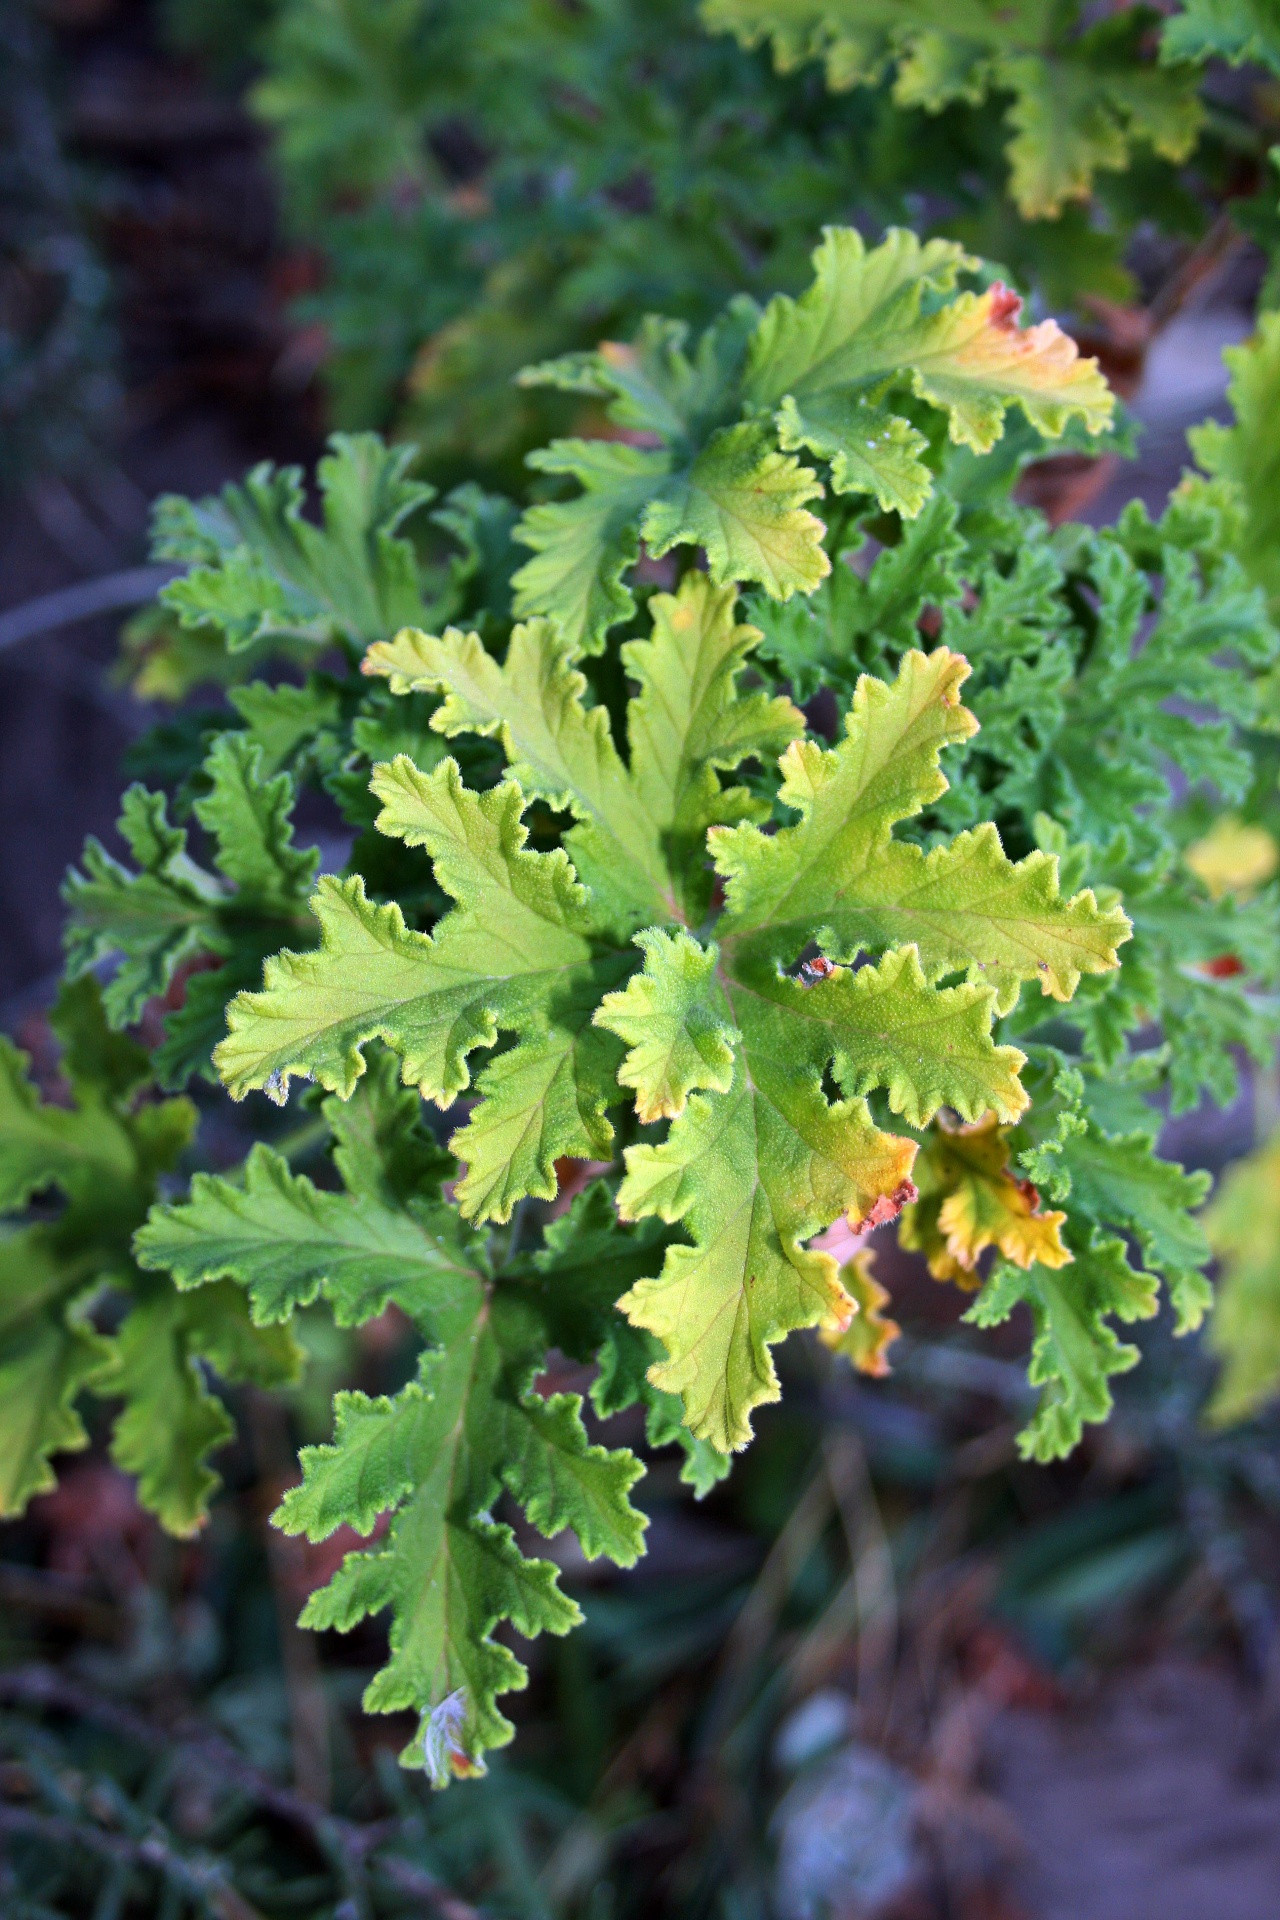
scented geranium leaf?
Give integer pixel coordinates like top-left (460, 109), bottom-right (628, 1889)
top-left (446, 1008), bottom-right (626, 1222)
top-left (217, 761), bottom-right (631, 1221)
top-left (135, 1142), bottom-right (483, 1328)
top-left (713, 647), bottom-right (1129, 1010)
top-left (900, 1112), bottom-right (1072, 1289)
top-left (0, 978), bottom-right (199, 1523)
top-left (63, 785), bottom-right (224, 1027)
top-left (776, 394), bottom-right (932, 515)
top-left (0, 1229), bottom-right (107, 1515)
top-left (275, 1263), bottom-right (644, 1780)
top-left (597, 920), bottom-right (1023, 1447)
top-left (48, 975), bottom-right (152, 1105)
top-left (810, 945), bottom-right (1028, 1127)
top-left (969, 1229), bottom-right (1152, 1461)
top-left (901, 282), bottom-right (1114, 451)
top-left (1186, 313), bottom-right (1280, 617)
top-left (323, 1046), bottom-right (455, 1207)
top-left (746, 229), bottom-right (1111, 469)
top-left (943, 534), bottom-right (1065, 666)
top-left (1057, 1124), bottom-right (1213, 1332)
top-left (364, 616), bottom-right (672, 924)
top-left (1205, 1128), bottom-right (1280, 1424)
top-left (743, 225), bottom-right (971, 409)
top-left (64, 738), bottom-right (319, 1080)
top-left (819, 1250), bottom-right (900, 1377)
top-left (713, 646), bottom-right (979, 940)
top-left (849, 826), bottom-right (1132, 1015)
top-left (106, 1279), bottom-right (300, 1536)
top-left (1162, 0), bottom-right (1280, 74)
top-left (640, 422), bottom-right (831, 599)
top-left (193, 733), bottom-right (321, 900)
top-left (750, 493), bottom-right (967, 697)
top-left (615, 1045), bottom-right (916, 1452)
top-left (369, 573), bottom-right (803, 927)
top-left (228, 677), bottom-right (344, 777)
top-left (513, 229), bottom-right (1112, 642)
top-left (157, 432), bottom-right (438, 653)
top-left (528, 1186), bottom-right (730, 1495)
top-left (511, 439), bottom-right (668, 654)
top-left (217, 763), bottom-right (601, 1104)
top-left (705, 4), bottom-right (1203, 216)
top-left (595, 929), bottom-right (740, 1123)
top-left (0, 1037), bottom-right (134, 1211)
top-left (622, 575), bottom-right (805, 914)
top-left (0, 982), bottom-right (192, 1226)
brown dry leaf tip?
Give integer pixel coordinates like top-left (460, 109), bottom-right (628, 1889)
top-left (859, 1178), bottom-right (920, 1231)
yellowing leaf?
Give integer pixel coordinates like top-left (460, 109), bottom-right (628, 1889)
top-left (903, 282), bottom-right (1114, 450)
top-left (901, 1112), bottom-right (1072, 1288)
top-left (615, 1049), bottom-right (916, 1452)
top-left (819, 1249), bottom-right (900, 1377)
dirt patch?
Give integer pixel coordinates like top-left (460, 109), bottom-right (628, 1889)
top-left (989, 1662), bottom-right (1280, 1920)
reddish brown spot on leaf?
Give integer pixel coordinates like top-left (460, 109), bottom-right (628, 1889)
top-left (988, 282), bottom-right (1023, 330)
top-left (860, 1178), bottom-right (919, 1230)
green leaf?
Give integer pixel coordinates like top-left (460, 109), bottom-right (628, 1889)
top-left (622, 573), bottom-right (805, 918)
top-left (135, 1137), bottom-right (473, 1325)
top-left (596, 929), bottom-right (740, 1123)
top-left (63, 786), bottom-right (224, 1028)
top-left (0, 977), bottom-right (199, 1523)
top-left (137, 1113), bottom-right (645, 1777)
top-left (1186, 312), bottom-right (1280, 618)
top-left (1058, 1125), bottom-right (1212, 1333)
top-left (1162, 0), bottom-right (1280, 75)
top-left (969, 1229), bottom-right (1151, 1462)
top-left (750, 492), bottom-right (968, 698)
top-left (63, 735), bottom-right (319, 1081)
top-left (228, 677), bottom-right (344, 776)
top-left (640, 422), bottom-right (830, 599)
top-left (216, 761), bottom-right (630, 1219)
top-left (0, 1229), bottom-right (107, 1516)
top-left (157, 432), bottom-right (437, 654)
top-left (194, 734), bottom-right (321, 900)
top-left (614, 1038), bottom-right (915, 1453)
top-left (511, 439), bottom-right (668, 654)
top-left (364, 616), bottom-right (673, 925)
top-left (106, 1279), bottom-right (300, 1536)
top-left (704, 4), bottom-right (1204, 217)
top-left (776, 394), bottom-right (931, 516)
top-left (513, 227), bottom-right (1112, 646)
top-left (0, 1037), bottom-right (134, 1212)
top-left (713, 647), bottom-right (1130, 1012)
top-left (276, 1269), bottom-right (643, 1778)
top-left (365, 572), bottom-right (805, 930)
